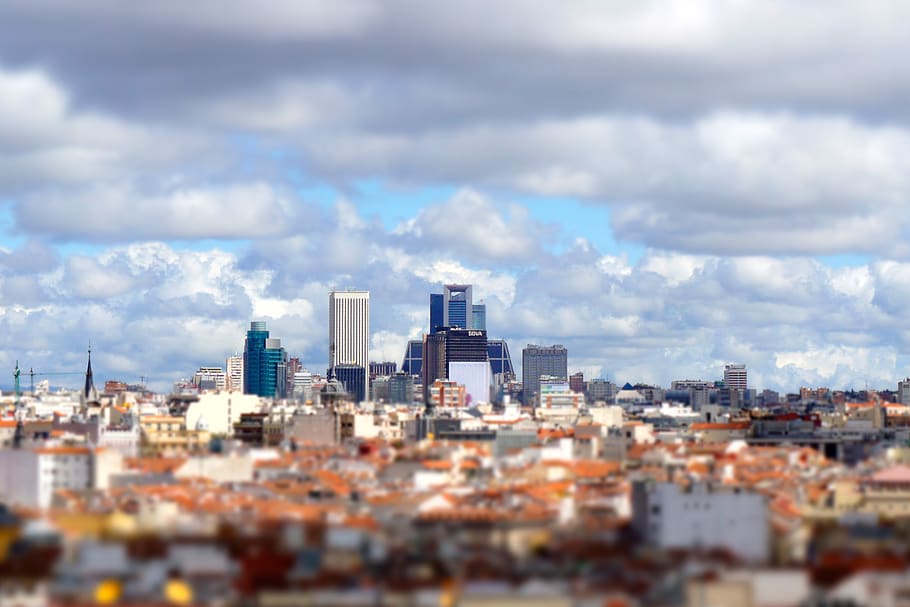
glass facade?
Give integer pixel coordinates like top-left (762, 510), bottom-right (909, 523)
top-left (333, 364), bottom-right (366, 403)
top-left (243, 322), bottom-right (287, 398)
top-left (430, 294), bottom-right (444, 334)
top-left (401, 340), bottom-right (423, 376)
top-left (487, 339), bottom-right (514, 376)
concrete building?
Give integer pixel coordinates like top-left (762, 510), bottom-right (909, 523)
top-left (193, 367), bottom-right (226, 392)
top-left (899, 378), bottom-right (910, 404)
top-left (328, 290), bottom-right (370, 400)
top-left (522, 345), bottom-right (568, 406)
top-left (183, 392), bottom-right (262, 436)
top-left (724, 363), bottom-right (748, 391)
top-left (0, 445), bottom-right (123, 510)
top-left (428, 380), bottom-right (466, 409)
top-left (632, 480), bottom-right (769, 563)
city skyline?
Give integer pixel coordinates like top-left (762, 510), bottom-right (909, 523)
top-left (3, 3), bottom-right (910, 393)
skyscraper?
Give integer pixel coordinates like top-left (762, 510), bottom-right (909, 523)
top-left (243, 321), bottom-right (288, 398)
top-left (421, 327), bottom-right (488, 403)
top-left (724, 363), bottom-right (747, 391)
top-left (443, 284), bottom-right (472, 329)
top-left (472, 303), bottom-right (486, 331)
top-left (328, 290), bottom-right (370, 400)
top-left (522, 344), bottom-right (568, 406)
top-left (430, 293), bottom-right (444, 334)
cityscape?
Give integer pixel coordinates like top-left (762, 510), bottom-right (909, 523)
top-left (2, 282), bottom-right (910, 605)
top-left (3, 1), bottom-right (910, 606)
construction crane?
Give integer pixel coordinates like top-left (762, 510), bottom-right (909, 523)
top-left (28, 367), bottom-right (84, 394)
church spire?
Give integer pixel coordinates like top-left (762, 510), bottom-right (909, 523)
top-left (83, 344), bottom-right (97, 402)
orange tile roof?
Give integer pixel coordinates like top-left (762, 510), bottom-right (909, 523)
top-left (690, 422), bottom-right (751, 431)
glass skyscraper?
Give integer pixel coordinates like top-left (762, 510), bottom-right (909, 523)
top-left (243, 321), bottom-right (288, 398)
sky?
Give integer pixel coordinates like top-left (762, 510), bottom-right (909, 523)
top-left (1, 1), bottom-right (910, 393)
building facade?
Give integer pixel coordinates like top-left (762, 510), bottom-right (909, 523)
top-left (328, 290), bottom-right (370, 400)
top-left (243, 322), bottom-right (288, 398)
top-left (226, 356), bottom-right (243, 393)
top-left (522, 344), bottom-right (568, 406)
top-left (724, 363), bottom-right (748, 391)
top-left (333, 364), bottom-right (367, 404)
top-left (443, 284), bottom-right (472, 329)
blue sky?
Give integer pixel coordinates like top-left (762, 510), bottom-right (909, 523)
top-left (1, 1), bottom-right (910, 393)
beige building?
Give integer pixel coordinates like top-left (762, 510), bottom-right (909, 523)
top-left (139, 416), bottom-right (210, 457)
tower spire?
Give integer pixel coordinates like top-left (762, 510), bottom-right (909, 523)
top-left (83, 344), bottom-right (97, 402)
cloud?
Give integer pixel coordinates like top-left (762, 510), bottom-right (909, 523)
top-left (396, 189), bottom-right (548, 263)
top-left (17, 182), bottom-right (295, 241)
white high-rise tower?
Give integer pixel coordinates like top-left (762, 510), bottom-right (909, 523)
top-left (328, 290), bottom-right (370, 399)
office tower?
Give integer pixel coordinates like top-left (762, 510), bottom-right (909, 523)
top-left (226, 355), bottom-right (243, 392)
top-left (724, 363), bottom-right (748, 391)
top-left (243, 321), bottom-right (288, 398)
top-left (443, 284), bottom-right (472, 329)
top-left (522, 344), bottom-right (568, 406)
top-left (487, 339), bottom-right (514, 377)
top-left (430, 293), bottom-right (444, 334)
top-left (389, 372), bottom-right (414, 404)
top-left (422, 328), bottom-right (488, 403)
top-left (472, 304), bottom-right (486, 331)
top-left (569, 371), bottom-right (585, 394)
top-left (422, 332), bottom-right (447, 402)
top-left (401, 340), bottom-right (423, 376)
top-left (328, 290), bottom-right (370, 399)
top-left (332, 364), bottom-right (367, 403)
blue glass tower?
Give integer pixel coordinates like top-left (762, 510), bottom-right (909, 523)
top-left (430, 293), bottom-right (444, 334)
top-left (243, 321), bottom-right (287, 398)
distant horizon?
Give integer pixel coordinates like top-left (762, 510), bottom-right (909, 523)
top-left (3, 3), bottom-right (910, 393)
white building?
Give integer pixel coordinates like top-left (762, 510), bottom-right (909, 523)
top-left (632, 480), bottom-right (769, 563)
top-left (183, 392), bottom-right (262, 435)
top-left (193, 366), bottom-right (227, 392)
top-left (226, 356), bottom-right (244, 393)
top-left (448, 361), bottom-right (491, 406)
top-left (328, 290), bottom-right (370, 400)
top-left (293, 370), bottom-right (314, 402)
top-left (724, 363), bottom-right (748, 391)
top-left (0, 445), bottom-right (123, 510)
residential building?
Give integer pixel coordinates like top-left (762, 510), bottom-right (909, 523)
top-left (226, 355), bottom-right (243, 393)
top-left (522, 344), bottom-right (568, 406)
top-left (242, 322), bottom-right (287, 398)
top-left (139, 416), bottom-right (211, 457)
top-left (0, 444), bottom-right (123, 510)
top-left (429, 380), bottom-right (466, 409)
top-left (193, 366), bottom-right (226, 392)
top-left (632, 480), bottom-right (769, 563)
top-left (569, 371), bottom-right (585, 394)
top-left (586, 378), bottom-right (617, 403)
top-left (328, 290), bottom-right (370, 400)
top-left (899, 378), bottom-right (910, 404)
